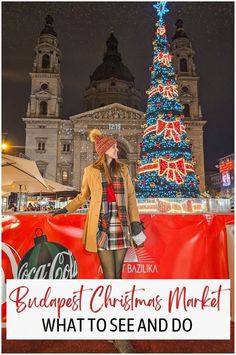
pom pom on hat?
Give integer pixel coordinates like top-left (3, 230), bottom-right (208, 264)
top-left (89, 129), bottom-right (102, 143)
top-left (89, 128), bottom-right (117, 156)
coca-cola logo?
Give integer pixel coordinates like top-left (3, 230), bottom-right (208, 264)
top-left (18, 251), bottom-right (78, 279)
top-left (2, 243), bottom-right (21, 303)
top-left (2, 242), bottom-right (21, 326)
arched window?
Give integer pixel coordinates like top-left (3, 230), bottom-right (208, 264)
top-left (63, 144), bottom-right (70, 152)
top-left (37, 142), bottom-right (45, 151)
top-left (183, 104), bottom-right (190, 117)
top-left (180, 58), bottom-right (188, 72)
top-left (62, 170), bottom-right (69, 185)
top-left (117, 145), bottom-right (127, 160)
top-left (42, 54), bottom-right (50, 69)
top-left (40, 101), bottom-right (47, 115)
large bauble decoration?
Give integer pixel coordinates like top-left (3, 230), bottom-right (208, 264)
top-left (17, 228), bottom-right (78, 279)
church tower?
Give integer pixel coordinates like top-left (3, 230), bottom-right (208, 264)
top-left (84, 33), bottom-right (141, 110)
top-left (170, 19), bottom-right (206, 192)
top-left (27, 14), bottom-right (62, 118)
top-left (22, 16), bottom-right (73, 184)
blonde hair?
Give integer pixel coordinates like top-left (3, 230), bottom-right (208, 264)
top-left (93, 154), bottom-right (121, 183)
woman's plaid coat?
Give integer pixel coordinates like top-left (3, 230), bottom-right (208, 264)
top-left (64, 163), bottom-right (140, 252)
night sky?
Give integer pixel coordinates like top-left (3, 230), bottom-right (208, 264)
top-left (2, 1), bottom-right (234, 170)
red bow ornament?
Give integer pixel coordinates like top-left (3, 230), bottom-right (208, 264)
top-left (157, 52), bottom-right (172, 67)
top-left (156, 25), bottom-right (166, 36)
top-left (156, 118), bottom-right (186, 142)
top-left (157, 84), bottom-right (178, 100)
top-left (158, 157), bottom-right (194, 184)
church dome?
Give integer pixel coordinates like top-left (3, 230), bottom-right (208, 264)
top-left (90, 33), bottom-right (134, 82)
top-left (172, 19), bottom-right (188, 41)
top-left (40, 15), bottom-right (57, 37)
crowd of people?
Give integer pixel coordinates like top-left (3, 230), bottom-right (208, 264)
top-left (8, 202), bottom-right (54, 212)
top-left (23, 203), bottom-right (54, 211)
top-left (6, 201), bottom-right (89, 213)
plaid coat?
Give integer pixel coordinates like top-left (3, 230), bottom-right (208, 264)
top-left (64, 163), bottom-right (140, 253)
top-left (97, 170), bottom-right (130, 250)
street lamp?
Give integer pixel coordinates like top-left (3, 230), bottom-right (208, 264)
top-left (2, 142), bottom-right (8, 152)
top-left (2, 132), bottom-right (9, 153)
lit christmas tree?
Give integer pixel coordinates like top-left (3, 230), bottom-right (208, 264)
top-left (136, 1), bottom-right (200, 199)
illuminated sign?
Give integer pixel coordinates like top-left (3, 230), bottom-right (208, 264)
top-left (219, 160), bottom-right (234, 173)
top-left (222, 172), bottom-right (231, 187)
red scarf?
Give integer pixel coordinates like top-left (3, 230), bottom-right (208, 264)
top-left (107, 183), bottom-right (116, 202)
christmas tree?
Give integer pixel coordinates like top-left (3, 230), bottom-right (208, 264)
top-left (136, 2), bottom-right (200, 199)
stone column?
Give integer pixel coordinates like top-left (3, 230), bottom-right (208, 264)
top-left (80, 133), bottom-right (92, 186)
top-left (127, 153), bottom-right (139, 179)
top-left (72, 132), bottom-right (81, 189)
top-left (186, 120), bottom-right (206, 193)
top-left (197, 129), bottom-right (206, 192)
top-left (55, 99), bottom-right (59, 117)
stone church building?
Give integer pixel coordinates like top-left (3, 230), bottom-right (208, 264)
top-left (23, 15), bottom-right (206, 192)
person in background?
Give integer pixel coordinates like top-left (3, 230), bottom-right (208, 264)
top-left (9, 203), bottom-right (17, 212)
top-left (27, 202), bottom-right (34, 211)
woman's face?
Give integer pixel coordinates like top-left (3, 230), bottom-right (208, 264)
top-left (105, 143), bottom-right (118, 160)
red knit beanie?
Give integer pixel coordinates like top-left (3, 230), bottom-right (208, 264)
top-left (89, 129), bottom-right (117, 156)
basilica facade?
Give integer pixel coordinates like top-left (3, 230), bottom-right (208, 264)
top-left (23, 15), bottom-right (206, 192)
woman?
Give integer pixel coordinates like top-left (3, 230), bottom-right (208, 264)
top-left (51, 129), bottom-right (143, 352)
top-left (51, 128), bottom-right (143, 279)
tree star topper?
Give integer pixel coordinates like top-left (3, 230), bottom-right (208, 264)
top-left (153, 2), bottom-right (169, 24)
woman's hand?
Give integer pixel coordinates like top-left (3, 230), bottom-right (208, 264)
top-left (131, 221), bottom-right (146, 248)
top-left (48, 207), bottom-right (68, 217)
top-left (140, 220), bottom-right (145, 231)
top-left (131, 221), bottom-right (143, 236)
